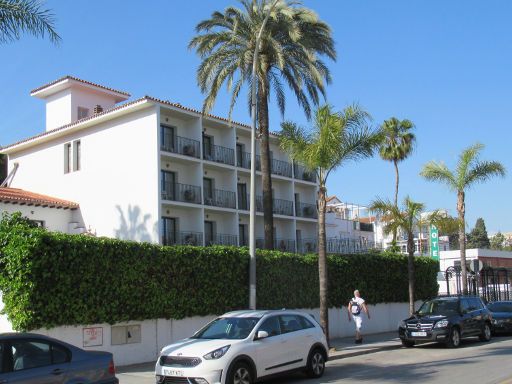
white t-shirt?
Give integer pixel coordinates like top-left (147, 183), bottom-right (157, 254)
top-left (350, 297), bottom-right (365, 316)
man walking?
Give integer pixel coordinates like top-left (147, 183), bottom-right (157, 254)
top-left (348, 289), bottom-right (370, 344)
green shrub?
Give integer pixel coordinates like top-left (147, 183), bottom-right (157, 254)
top-left (0, 213), bottom-right (438, 331)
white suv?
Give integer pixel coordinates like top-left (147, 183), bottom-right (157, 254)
top-left (155, 310), bottom-right (329, 384)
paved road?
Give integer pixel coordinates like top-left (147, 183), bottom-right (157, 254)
top-left (118, 335), bottom-right (512, 384)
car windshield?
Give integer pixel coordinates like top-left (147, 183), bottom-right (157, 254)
top-left (192, 317), bottom-right (259, 340)
top-left (418, 299), bottom-right (459, 315)
top-left (487, 302), bottom-right (512, 313)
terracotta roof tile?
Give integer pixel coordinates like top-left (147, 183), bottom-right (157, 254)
top-left (30, 75), bottom-right (130, 97)
top-left (0, 187), bottom-right (78, 209)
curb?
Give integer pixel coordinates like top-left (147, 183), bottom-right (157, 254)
top-left (328, 342), bottom-right (402, 361)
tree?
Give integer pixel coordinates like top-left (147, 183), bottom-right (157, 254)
top-left (190, 0), bottom-right (335, 249)
top-left (466, 218), bottom-right (490, 249)
top-left (378, 118), bottom-right (415, 245)
top-left (490, 232), bottom-right (505, 251)
top-left (429, 212), bottom-right (460, 252)
top-left (279, 104), bottom-right (380, 341)
top-left (370, 197), bottom-right (425, 315)
top-left (420, 143), bottom-right (506, 293)
top-left (0, 0), bottom-right (60, 44)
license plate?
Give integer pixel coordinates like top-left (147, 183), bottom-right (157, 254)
top-left (163, 369), bottom-right (184, 377)
top-left (411, 331), bottom-right (427, 337)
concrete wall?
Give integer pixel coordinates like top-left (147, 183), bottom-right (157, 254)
top-left (0, 302), bottom-right (416, 367)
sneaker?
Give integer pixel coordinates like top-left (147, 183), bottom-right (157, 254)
top-left (355, 338), bottom-right (362, 344)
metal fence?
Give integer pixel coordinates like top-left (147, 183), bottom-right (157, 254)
top-left (444, 266), bottom-right (511, 302)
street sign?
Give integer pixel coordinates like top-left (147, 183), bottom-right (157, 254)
top-left (430, 225), bottom-right (440, 261)
top-left (469, 259), bottom-right (484, 273)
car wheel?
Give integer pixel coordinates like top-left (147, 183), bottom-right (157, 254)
top-left (479, 322), bottom-right (492, 342)
top-left (401, 339), bottom-right (415, 348)
top-left (446, 327), bottom-right (461, 348)
top-left (306, 348), bottom-right (326, 378)
top-left (228, 362), bottom-right (253, 384)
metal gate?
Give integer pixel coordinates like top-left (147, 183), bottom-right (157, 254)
top-left (444, 266), bottom-right (511, 302)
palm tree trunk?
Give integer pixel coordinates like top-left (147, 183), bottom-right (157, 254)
top-left (258, 83), bottom-right (274, 250)
top-left (392, 160), bottom-right (399, 244)
top-left (407, 231), bottom-right (416, 315)
top-left (457, 190), bottom-right (467, 294)
top-left (318, 182), bottom-right (329, 342)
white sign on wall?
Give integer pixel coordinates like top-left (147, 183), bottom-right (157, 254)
top-left (83, 327), bottom-right (103, 347)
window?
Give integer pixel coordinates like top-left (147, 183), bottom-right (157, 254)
top-left (64, 140), bottom-right (81, 173)
top-left (73, 140), bottom-right (81, 171)
top-left (258, 316), bottom-right (281, 337)
top-left (77, 107), bottom-right (89, 119)
top-left (111, 325), bottom-right (142, 345)
top-left (279, 315), bottom-right (303, 334)
top-left (64, 143), bottom-right (72, 174)
top-left (161, 125), bottom-right (176, 151)
top-left (162, 217), bottom-right (177, 245)
top-left (11, 341), bottom-right (52, 371)
top-left (298, 315), bottom-right (315, 329)
top-left (51, 344), bottom-right (69, 364)
top-left (192, 317), bottom-right (259, 340)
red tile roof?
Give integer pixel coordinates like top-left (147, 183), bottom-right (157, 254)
top-left (0, 187), bottom-right (78, 209)
top-left (30, 75), bottom-right (131, 97)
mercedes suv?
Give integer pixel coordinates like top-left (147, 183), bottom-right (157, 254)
top-left (398, 296), bottom-right (492, 348)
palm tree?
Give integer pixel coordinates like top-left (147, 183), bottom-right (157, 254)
top-left (370, 197), bottom-right (425, 315)
top-left (190, 0), bottom-right (335, 249)
top-left (379, 118), bottom-right (415, 244)
top-left (420, 143), bottom-right (506, 293)
top-left (279, 104), bottom-right (380, 341)
top-left (0, 0), bottom-right (60, 44)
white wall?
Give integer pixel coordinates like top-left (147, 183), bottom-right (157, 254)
top-left (70, 88), bottom-right (118, 122)
top-left (0, 204), bottom-right (78, 233)
top-left (46, 89), bottom-right (72, 131)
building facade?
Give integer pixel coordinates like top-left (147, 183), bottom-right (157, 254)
top-left (1, 76), bottom-right (318, 251)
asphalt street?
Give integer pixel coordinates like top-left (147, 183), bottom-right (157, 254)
top-left (118, 335), bottom-right (512, 384)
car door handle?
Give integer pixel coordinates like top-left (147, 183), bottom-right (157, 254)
top-left (52, 368), bottom-right (64, 375)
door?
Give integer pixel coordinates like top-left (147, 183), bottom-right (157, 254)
top-left (277, 315), bottom-right (307, 370)
top-left (236, 143), bottom-right (244, 167)
top-left (253, 315), bottom-right (288, 378)
top-left (161, 171), bottom-right (176, 200)
top-left (239, 224), bottom-right (247, 247)
top-left (203, 134), bottom-right (213, 160)
top-left (161, 125), bottom-right (175, 151)
top-left (3, 339), bottom-right (69, 384)
top-left (468, 297), bottom-right (485, 335)
top-left (237, 183), bottom-right (248, 210)
top-left (162, 217), bottom-right (177, 245)
top-left (205, 221), bottom-right (215, 245)
top-left (459, 298), bottom-right (476, 336)
top-left (296, 230), bottom-right (302, 253)
top-left (203, 178), bottom-right (214, 204)
top-left (294, 193), bottom-right (300, 216)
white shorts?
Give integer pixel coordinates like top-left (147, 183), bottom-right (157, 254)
top-left (353, 315), bottom-right (363, 331)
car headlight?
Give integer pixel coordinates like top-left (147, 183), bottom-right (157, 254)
top-left (434, 320), bottom-right (449, 328)
top-left (492, 319), bottom-right (503, 325)
top-left (203, 345), bottom-right (230, 360)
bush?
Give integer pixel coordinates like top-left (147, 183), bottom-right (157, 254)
top-left (0, 213), bottom-right (438, 331)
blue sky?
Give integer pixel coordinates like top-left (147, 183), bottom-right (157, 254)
top-left (0, 0), bottom-right (510, 233)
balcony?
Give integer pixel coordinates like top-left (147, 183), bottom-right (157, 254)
top-left (162, 182), bottom-right (202, 204)
top-left (294, 164), bottom-right (316, 182)
top-left (238, 195), bottom-right (293, 216)
top-left (326, 238), bottom-right (379, 254)
top-left (161, 134), bottom-right (200, 158)
top-left (359, 222), bottom-right (374, 232)
top-left (205, 234), bottom-right (238, 246)
top-left (271, 159), bottom-right (293, 178)
top-left (204, 189), bottom-right (236, 209)
top-left (237, 152), bottom-right (261, 170)
top-left (298, 238), bottom-right (318, 254)
top-left (256, 238), bottom-right (296, 252)
top-left (295, 202), bottom-right (317, 219)
top-left (162, 231), bottom-right (203, 246)
top-left (204, 144), bottom-right (235, 166)
top-left (238, 194), bottom-right (262, 212)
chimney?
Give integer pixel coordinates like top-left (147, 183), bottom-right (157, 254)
top-left (93, 104), bottom-right (104, 114)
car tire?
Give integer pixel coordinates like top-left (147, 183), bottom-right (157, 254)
top-left (227, 362), bottom-right (253, 384)
top-left (479, 322), bottom-right (492, 342)
top-left (306, 348), bottom-right (326, 378)
top-left (446, 327), bottom-right (461, 348)
top-left (401, 339), bottom-right (415, 348)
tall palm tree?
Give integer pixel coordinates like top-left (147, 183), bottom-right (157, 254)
top-left (280, 104), bottom-right (380, 341)
top-left (421, 143), bottom-right (506, 293)
top-left (0, 0), bottom-right (60, 44)
top-left (190, 0), bottom-right (335, 249)
top-left (379, 118), bottom-right (415, 245)
top-left (370, 197), bottom-right (425, 315)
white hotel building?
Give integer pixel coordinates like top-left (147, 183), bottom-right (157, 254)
top-left (1, 76), bottom-right (319, 252)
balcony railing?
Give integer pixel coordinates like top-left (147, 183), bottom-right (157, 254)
top-left (297, 238), bottom-right (318, 254)
top-left (238, 194), bottom-right (263, 212)
top-left (294, 164), bottom-right (316, 182)
top-left (204, 189), bottom-right (236, 209)
top-left (326, 237), bottom-right (380, 254)
top-left (162, 231), bottom-right (203, 246)
top-left (256, 238), bottom-right (296, 252)
top-left (295, 202), bottom-right (317, 219)
top-left (273, 198), bottom-right (294, 216)
top-left (271, 158), bottom-right (293, 178)
top-left (359, 222), bottom-right (374, 232)
top-left (204, 144), bottom-right (235, 166)
top-left (237, 152), bottom-right (261, 170)
top-left (161, 134), bottom-right (200, 158)
top-left (205, 234), bottom-right (238, 246)
top-left (162, 182), bottom-right (202, 204)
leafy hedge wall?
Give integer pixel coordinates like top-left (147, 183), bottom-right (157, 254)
top-left (0, 213), bottom-right (438, 331)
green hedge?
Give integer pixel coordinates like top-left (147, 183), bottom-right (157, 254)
top-left (0, 213), bottom-right (438, 331)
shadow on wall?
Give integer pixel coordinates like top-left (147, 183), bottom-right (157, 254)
top-left (115, 205), bottom-right (152, 242)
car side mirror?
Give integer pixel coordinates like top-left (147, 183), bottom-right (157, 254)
top-left (255, 330), bottom-right (269, 340)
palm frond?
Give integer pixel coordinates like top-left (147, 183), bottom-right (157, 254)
top-left (465, 160), bottom-right (506, 187)
top-left (420, 161), bottom-right (458, 191)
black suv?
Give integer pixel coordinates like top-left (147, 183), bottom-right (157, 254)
top-left (398, 296), bottom-right (492, 348)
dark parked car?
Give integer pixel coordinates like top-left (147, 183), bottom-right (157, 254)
top-left (398, 296), bottom-right (492, 348)
top-left (0, 333), bottom-right (118, 383)
top-left (488, 301), bottom-right (512, 334)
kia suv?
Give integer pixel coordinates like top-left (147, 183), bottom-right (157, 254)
top-left (398, 296), bottom-right (492, 348)
top-left (155, 310), bottom-right (329, 384)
